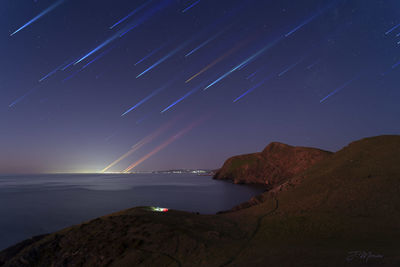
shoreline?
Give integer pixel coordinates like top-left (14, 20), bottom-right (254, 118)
top-left (0, 174), bottom-right (264, 251)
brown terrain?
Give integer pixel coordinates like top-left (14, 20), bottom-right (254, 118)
top-left (1, 135), bottom-right (399, 266)
top-left (214, 142), bottom-right (332, 185)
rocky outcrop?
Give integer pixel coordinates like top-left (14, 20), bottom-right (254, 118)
top-left (214, 142), bottom-right (332, 186)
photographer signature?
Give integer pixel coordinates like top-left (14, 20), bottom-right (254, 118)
top-left (346, 251), bottom-right (384, 264)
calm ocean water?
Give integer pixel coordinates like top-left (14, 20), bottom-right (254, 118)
top-left (0, 173), bottom-right (264, 250)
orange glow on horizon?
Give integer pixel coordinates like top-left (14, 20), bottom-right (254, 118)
top-left (123, 117), bottom-right (206, 173)
top-left (101, 118), bottom-right (178, 173)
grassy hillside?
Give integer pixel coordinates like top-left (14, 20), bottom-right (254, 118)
top-left (1, 135), bottom-right (399, 266)
top-left (225, 135), bottom-right (400, 266)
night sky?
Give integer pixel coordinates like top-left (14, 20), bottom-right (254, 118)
top-left (1, 0), bottom-right (399, 174)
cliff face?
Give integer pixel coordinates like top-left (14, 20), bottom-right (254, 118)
top-left (214, 142), bottom-right (332, 185)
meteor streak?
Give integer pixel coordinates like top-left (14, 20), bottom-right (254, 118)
top-left (123, 118), bottom-right (205, 172)
top-left (62, 69), bottom-right (83, 82)
top-left (204, 36), bottom-right (283, 90)
top-left (122, 89), bottom-right (162, 116)
top-left (391, 60), bottom-right (400, 70)
top-left (246, 71), bottom-right (258, 80)
top-left (381, 60), bottom-right (400, 76)
top-left (285, 1), bottom-right (337, 37)
top-left (285, 15), bottom-right (318, 37)
top-left (307, 59), bottom-right (321, 70)
top-left (278, 59), bottom-right (303, 77)
top-left (161, 82), bottom-right (206, 113)
top-left (233, 74), bottom-right (273, 103)
top-left (186, 36), bottom-right (253, 83)
top-left (10, 0), bottom-right (65, 36)
top-left (109, 0), bottom-right (152, 30)
top-left (101, 119), bottom-right (177, 173)
top-left (80, 45), bottom-right (116, 70)
top-left (385, 22), bottom-right (400, 35)
top-left (320, 75), bottom-right (359, 103)
top-left (39, 69), bottom-right (57, 82)
top-left (61, 57), bottom-right (80, 71)
top-left (101, 149), bottom-right (138, 173)
top-left (182, 0), bottom-right (200, 13)
top-left (121, 76), bottom-right (178, 116)
top-left (66, 47), bottom-right (114, 80)
top-left (185, 30), bottom-right (223, 57)
top-left (39, 62), bottom-right (66, 82)
top-left (119, 0), bottom-right (173, 37)
top-left (9, 86), bottom-right (41, 107)
top-left (74, 38), bottom-right (116, 65)
top-left (136, 41), bottom-right (188, 78)
top-left (135, 43), bottom-right (167, 66)
top-left (75, 0), bottom-right (172, 65)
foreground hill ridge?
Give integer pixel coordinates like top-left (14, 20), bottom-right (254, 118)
top-left (1, 135), bottom-right (399, 266)
top-left (214, 141), bottom-right (333, 185)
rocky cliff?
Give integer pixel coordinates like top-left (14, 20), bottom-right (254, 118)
top-left (214, 142), bottom-right (332, 186)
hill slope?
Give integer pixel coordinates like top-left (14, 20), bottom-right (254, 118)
top-left (226, 135), bottom-right (400, 266)
top-left (214, 142), bottom-right (332, 185)
top-left (1, 135), bottom-right (399, 266)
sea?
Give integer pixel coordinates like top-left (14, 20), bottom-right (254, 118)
top-left (0, 173), bottom-right (264, 250)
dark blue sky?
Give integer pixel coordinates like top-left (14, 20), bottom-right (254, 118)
top-left (1, 0), bottom-right (399, 173)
